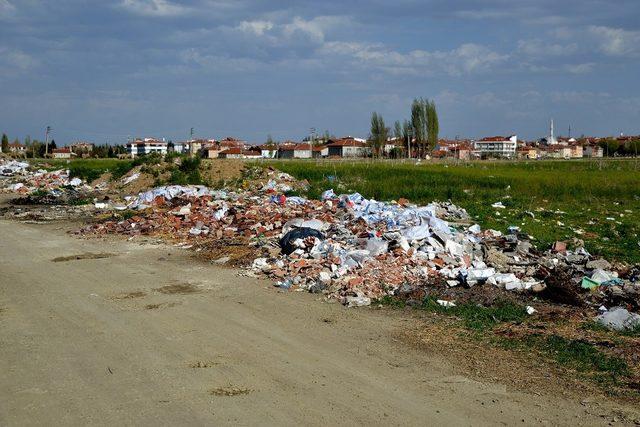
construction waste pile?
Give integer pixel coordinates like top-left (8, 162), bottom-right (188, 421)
top-left (73, 169), bottom-right (640, 329)
top-left (2, 160), bottom-right (638, 331)
top-left (0, 160), bottom-right (92, 203)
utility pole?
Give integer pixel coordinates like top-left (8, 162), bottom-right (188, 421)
top-left (189, 127), bottom-right (195, 156)
top-left (44, 126), bottom-right (52, 157)
top-left (310, 127), bottom-right (316, 145)
top-left (407, 125), bottom-right (413, 160)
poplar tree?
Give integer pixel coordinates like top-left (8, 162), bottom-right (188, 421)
top-left (1, 133), bottom-right (8, 153)
top-left (370, 112), bottom-right (388, 158)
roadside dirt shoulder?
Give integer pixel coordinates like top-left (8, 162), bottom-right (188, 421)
top-left (1, 219), bottom-right (638, 425)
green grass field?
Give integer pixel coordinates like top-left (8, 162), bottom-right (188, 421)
top-left (269, 159), bottom-right (640, 263)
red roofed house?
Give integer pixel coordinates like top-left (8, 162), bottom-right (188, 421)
top-left (434, 139), bottom-right (473, 160)
top-left (278, 143), bottom-right (313, 159)
top-left (326, 137), bottom-right (369, 158)
top-left (8, 141), bottom-right (27, 154)
top-left (218, 148), bottom-right (261, 159)
top-left (219, 137), bottom-right (246, 150)
top-left (51, 148), bottom-right (75, 159)
top-left (312, 145), bottom-right (328, 158)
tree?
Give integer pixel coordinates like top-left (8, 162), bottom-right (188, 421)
top-left (411, 99), bottom-right (426, 156)
top-left (426, 99), bottom-right (439, 150)
top-left (49, 139), bottom-right (57, 150)
top-left (402, 120), bottom-right (411, 156)
top-left (599, 139), bottom-right (620, 157)
top-left (369, 112), bottom-right (388, 158)
top-left (1, 133), bottom-right (9, 153)
top-left (323, 130), bottom-right (331, 143)
top-left (408, 98), bottom-right (439, 156)
top-left (393, 120), bottom-right (402, 140)
top-left (626, 139), bottom-right (640, 157)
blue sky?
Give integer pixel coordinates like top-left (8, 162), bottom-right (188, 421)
top-left (1, 0), bottom-right (639, 144)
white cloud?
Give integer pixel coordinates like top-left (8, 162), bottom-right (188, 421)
top-left (550, 91), bottom-right (611, 104)
top-left (237, 20), bottom-right (274, 36)
top-left (179, 48), bottom-right (260, 72)
top-left (0, 47), bottom-right (38, 72)
top-left (232, 15), bottom-right (350, 45)
top-left (281, 16), bottom-right (348, 44)
top-left (120, 0), bottom-right (189, 17)
top-left (589, 26), bottom-right (640, 56)
top-left (517, 38), bottom-right (578, 57)
top-left (564, 63), bottom-right (595, 74)
top-left (319, 41), bottom-right (508, 76)
top-left (0, 0), bottom-right (15, 19)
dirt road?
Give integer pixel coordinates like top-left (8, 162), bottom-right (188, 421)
top-left (0, 219), bottom-right (635, 425)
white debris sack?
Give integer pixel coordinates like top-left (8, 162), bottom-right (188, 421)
top-left (596, 307), bottom-right (640, 331)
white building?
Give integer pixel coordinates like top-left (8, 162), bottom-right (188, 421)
top-left (473, 135), bottom-right (517, 158)
top-left (51, 148), bottom-right (74, 159)
top-left (127, 138), bottom-right (168, 157)
top-left (258, 144), bottom-right (278, 158)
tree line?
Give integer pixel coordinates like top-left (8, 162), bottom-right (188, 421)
top-left (597, 138), bottom-right (640, 157)
top-left (369, 98), bottom-right (439, 158)
top-left (1, 133), bottom-right (127, 158)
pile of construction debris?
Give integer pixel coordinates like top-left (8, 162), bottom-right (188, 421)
top-left (73, 169), bottom-right (639, 325)
top-left (0, 160), bottom-right (29, 177)
top-left (3, 160), bottom-right (638, 329)
top-left (0, 160), bottom-right (90, 201)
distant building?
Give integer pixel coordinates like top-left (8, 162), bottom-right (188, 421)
top-left (273, 141), bottom-right (296, 159)
top-left (218, 148), bottom-right (244, 159)
top-left (218, 148), bottom-right (261, 159)
top-left (312, 145), bottom-right (328, 158)
top-left (326, 138), bottom-right (369, 158)
top-left (218, 137), bottom-right (246, 151)
top-left (204, 146), bottom-right (220, 159)
top-left (126, 138), bottom-right (168, 157)
top-left (171, 141), bottom-right (186, 154)
top-left (243, 150), bottom-right (262, 159)
top-left (539, 144), bottom-right (583, 159)
top-left (583, 145), bottom-right (604, 158)
top-left (517, 146), bottom-right (538, 159)
top-left (51, 148), bottom-right (74, 159)
top-left (279, 143), bottom-right (313, 159)
top-left (8, 141), bottom-right (27, 154)
top-left (69, 141), bottom-right (94, 154)
top-left (434, 139), bottom-right (473, 160)
top-left (473, 135), bottom-right (517, 158)
top-left (258, 144), bottom-right (278, 158)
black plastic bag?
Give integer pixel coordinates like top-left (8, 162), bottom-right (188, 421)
top-left (279, 227), bottom-right (325, 255)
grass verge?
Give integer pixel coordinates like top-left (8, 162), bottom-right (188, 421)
top-left (378, 295), bottom-right (636, 393)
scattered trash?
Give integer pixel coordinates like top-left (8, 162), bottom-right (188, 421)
top-left (437, 300), bottom-right (456, 308)
top-left (596, 307), bottom-right (640, 331)
top-left (122, 172), bottom-right (140, 185)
